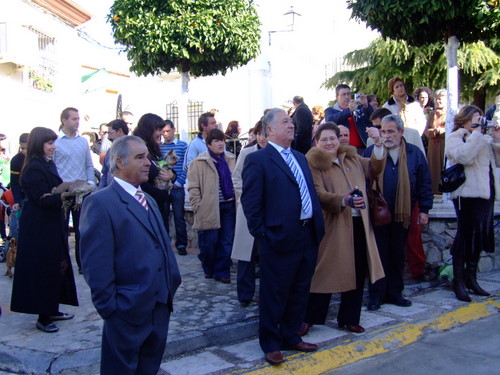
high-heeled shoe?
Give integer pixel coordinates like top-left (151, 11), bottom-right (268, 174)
top-left (465, 276), bottom-right (490, 296)
top-left (453, 280), bottom-right (472, 302)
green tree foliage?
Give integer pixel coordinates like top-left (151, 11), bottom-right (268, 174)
top-left (347, 0), bottom-right (499, 46)
top-left (108, 0), bottom-right (261, 77)
top-left (324, 37), bottom-right (500, 104)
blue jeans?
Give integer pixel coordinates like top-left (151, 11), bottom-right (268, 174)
top-left (197, 201), bottom-right (236, 279)
top-left (165, 186), bottom-right (188, 249)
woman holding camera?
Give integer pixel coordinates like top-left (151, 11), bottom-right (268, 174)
top-left (445, 105), bottom-right (500, 302)
top-left (299, 123), bottom-right (384, 335)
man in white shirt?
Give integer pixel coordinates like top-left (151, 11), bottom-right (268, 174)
top-left (53, 107), bottom-right (95, 273)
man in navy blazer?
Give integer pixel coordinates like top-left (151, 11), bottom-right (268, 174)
top-left (80, 136), bottom-right (181, 375)
top-left (241, 108), bottom-right (325, 365)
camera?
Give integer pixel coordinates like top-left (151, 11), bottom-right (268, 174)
top-left (351, 187), bottom-right (366, 209)
top-left (471, 116), bottom-right (493, 129)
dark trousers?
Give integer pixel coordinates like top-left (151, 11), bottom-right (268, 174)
top-left (237, 241), bottom-right (258, 301)
top-left (369, 220), bottom-right (409, 303)
top-left (65, 205), bottom-right (81, 271)
top-left (197, 201), bottom-right (236, 279)
top-left (258, 223), bottom-right (317, 353)
top-left (164, 187), bottom-right (188, 249)
top-left (305, 217), bottom-right (368, 326)
top-left (101, 303), bottom-right (170, 375)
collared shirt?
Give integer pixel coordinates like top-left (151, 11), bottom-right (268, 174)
top-left (113, 176), bottom-right (141, 198)
top-left (268, 141), bottom-right (312, 219)
top-left (159, 138), bottom-right (188, 187)
top-left (54, 130), bottom-right (96, 185)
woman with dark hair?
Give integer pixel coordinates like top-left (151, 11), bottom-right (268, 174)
top-left (225, 120), bottom-right (242, 157)
top-left (188, 128), bottom-right (236, 283)
top-left (133, 113), bottom-right (175, 229)
top-left (445, 105), bottom-right (500, 302)
top-left (11, 127), bottom-right (78, 333)
top-left (413, 87), bottom-right (434, 116)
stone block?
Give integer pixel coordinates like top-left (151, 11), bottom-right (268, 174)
top-left (479, 255), bottom-right (494, 273)
top-left (429, 221), bottom-right (446, 235)
top-left (426, 244), bottom-right (442, 265)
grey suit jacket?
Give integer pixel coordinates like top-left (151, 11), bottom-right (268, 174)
top-left (80, 181), bottom-right (181, 325)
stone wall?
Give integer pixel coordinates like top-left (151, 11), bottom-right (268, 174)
top-left (171, 198), bottom-right (500, 272)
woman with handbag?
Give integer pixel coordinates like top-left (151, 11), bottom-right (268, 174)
top-left (445, 105), bottom-right (500, 302)
top-left (299, 122), bottom-right (385, 335)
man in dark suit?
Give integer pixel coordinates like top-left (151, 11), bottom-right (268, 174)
top-left (80, 135), bottom-right (181, 375)
top-left (291, 95), bottom-right (314, 154)
top-left (241, 108), bottom-right (325, 366)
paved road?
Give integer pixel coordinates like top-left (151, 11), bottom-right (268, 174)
top-left (328, 313), bottom-right (500, 375)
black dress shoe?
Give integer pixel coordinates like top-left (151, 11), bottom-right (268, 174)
top-left (36, 321), bottom-right (59, 333)
top-left (286, 341), bottom-right (318, 352)
top-left (49, 312), bottom-right (74, 321)
top-left (177, 247), bottom-right (188, 256)
top-left (239, 300), bottom-right (251, 307)
top-left (367, 300), bottom-right (381, 311)
top-left (265, 351), bottom-right (285, 365)
top-left (386, 296), bottom-right (412, 307)
top-left (338, 324), bottom-right (365, 333)
top-left (217, 277), bottom-right (231, 284)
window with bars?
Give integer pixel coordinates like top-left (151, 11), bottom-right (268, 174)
top-left (26, 26), bottom-right (56, 93)
top-left (166, 100), bottom-right (204, 141)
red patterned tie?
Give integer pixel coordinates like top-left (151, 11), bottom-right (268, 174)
top-left (135, 189), bottom-right (149, 210)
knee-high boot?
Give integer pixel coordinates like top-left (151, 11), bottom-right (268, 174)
top-left (465, 252), bottom-right (490, 296)
top-left (453, 253), bottom-right (471, 302)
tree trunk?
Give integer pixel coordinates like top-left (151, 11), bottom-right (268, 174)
top-left (445, 35), bottom-right (460, 137)
top-left (178, 71), bottom-right (190, 142)
top-left (472, 87), bottom-right (486, 112)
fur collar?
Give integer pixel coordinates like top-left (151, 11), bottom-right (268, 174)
top-left (387, 95), bottom-right (416, 106)
top-left (306, 145), bottom-right (358, 171)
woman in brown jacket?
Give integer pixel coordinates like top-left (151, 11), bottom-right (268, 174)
top-left (301, 123), bottom-right (385, 334)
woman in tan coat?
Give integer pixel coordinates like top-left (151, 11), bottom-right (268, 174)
top-left (301, 123), bottom-right (385, 334)
top-left (188, 129), bottom-right (236, 283)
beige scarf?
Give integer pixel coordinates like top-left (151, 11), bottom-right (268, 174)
top-left (377, 139), bottom-right (411, 228)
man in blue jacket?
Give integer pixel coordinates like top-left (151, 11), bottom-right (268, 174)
top-left (325, 84), bottom-right (374, 153)
top-left (363, 114), bottom-right (433, 311)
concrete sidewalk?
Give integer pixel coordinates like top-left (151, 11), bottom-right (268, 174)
top-left (0, 236), bottom-right (499, 374)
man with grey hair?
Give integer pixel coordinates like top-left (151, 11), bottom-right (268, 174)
top-left (363, 114), bottom-right (433, 311)
top-left (241, 108), bottom-right (325, 365)
top-left (80, 136), bottom-right (181, 375)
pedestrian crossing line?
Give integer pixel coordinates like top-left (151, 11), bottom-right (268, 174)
top-left (233, 297), bottom-right (500, 374)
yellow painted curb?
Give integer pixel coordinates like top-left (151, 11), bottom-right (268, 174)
top-left (234, 297), bottom-right (500, 375)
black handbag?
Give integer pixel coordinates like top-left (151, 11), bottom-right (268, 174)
top-left (439, 156), bottom-right (465, 193)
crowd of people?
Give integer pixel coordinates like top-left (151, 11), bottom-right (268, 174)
top-left (2, 82), bottom-right (499, 373)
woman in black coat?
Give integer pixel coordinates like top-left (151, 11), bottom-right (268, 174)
top-left (133, 113), bottom-right (175, 229)
top-left (10, 127), bottom-right (78, 333)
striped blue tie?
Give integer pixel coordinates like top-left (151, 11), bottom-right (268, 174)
top-left (282, 149), bottom-right (312, 216)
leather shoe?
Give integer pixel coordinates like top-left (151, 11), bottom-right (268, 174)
top-left (386, 296), bottom-right (412, 307)
top-left (367, 300), bottom-right (380, 311)
top-left (265, 351), bottom-right (285, 365)
top-left (339, 324), bottom-right (365, 333)
top-left (217, 277), bottom-right (231, 284)
top-left (287, 341), bottom-right (318, 352)
top-left (297, 322), bottom-right (311, 336)
top-left (49, 312), bottom-right (74, 321)
top-left (239, 299), bottom-right (251, 307)
top-left (177, 247), bottom-right (187, 256)
top-left (36, 321), bottom-right (59, 333)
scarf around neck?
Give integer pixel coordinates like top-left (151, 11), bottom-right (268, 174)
top-left (378, 139), bottom-right (411, 228)
top-left (208, 148), bottom-right (234, 200)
